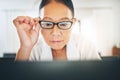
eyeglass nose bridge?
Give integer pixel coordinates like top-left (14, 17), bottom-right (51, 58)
top-left (52, 22), bottom-right (60, 29)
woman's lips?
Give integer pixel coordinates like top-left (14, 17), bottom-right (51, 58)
top-left (50, 40), bottom-right (63, 44)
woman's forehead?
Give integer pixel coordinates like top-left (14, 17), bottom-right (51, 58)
top-left (39, 2), bottom-right (72, 21)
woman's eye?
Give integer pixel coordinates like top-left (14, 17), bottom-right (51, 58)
top-left (45, 23), bottom-right (53, 26)
top-left (59, 22), bottom-right (71, 27)
top-left (59, 23), bottom-right (67, 27)
top-left (41, 22), bottom-right (53, 27)
top-left (58, 21), bottom-right (72, 29)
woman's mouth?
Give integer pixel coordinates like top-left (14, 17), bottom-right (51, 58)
top-left (50, 40), bottom-right (64, 44)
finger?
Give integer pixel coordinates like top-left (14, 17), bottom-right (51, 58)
top-left (33, 24), bottom-right (40, 34)
top-left (23, 16), bottom-right (32, 24)
top-left (34, 17), bottom-right (41, 27)
top-left (34, 17), bottom-right (40, 24)
top-left (13, 17), bottom-right (24, 27)
top-left (20, 16), bottom-right (34, 30)
top-left (23, 17), bottom-right (29, 24)
top-left (13, 19), bottom-right (20, 28)
top-left (30, 19), bottom-right (35, 27)
top-left (25, 16), bottom-right (35, 27)
top-left (17, 23), bottom-right (30, 30)
top-left (16, 16), bottom-right (26, 24)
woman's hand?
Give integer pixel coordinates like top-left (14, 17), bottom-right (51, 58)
top-left (13, 16), bottom-right (40, 60)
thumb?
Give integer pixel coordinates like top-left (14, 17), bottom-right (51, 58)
top-left (34, 23), bottom-right (40, 33)
top-left (33, 17), bottom-right (41, 33)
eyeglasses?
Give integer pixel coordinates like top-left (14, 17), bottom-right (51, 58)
top-left (39, 20), bottom-right (73, 30)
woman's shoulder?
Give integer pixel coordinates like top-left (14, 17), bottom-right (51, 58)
top-left (71, 33), bottom-right (101, 60)
top-left (71, 33), bottom-right (90, 46)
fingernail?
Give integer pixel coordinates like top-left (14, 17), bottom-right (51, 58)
top-left (33, 26), bottom-right (35, 30)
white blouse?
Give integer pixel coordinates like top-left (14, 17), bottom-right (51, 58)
top-left (29, 33), bottom-right (101, 61)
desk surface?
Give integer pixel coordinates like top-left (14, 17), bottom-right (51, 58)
top-left (0, 60), bottom-right (120, 80)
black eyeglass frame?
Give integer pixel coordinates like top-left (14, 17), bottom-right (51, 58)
top-left (39, 20), bottom-right (73, 30)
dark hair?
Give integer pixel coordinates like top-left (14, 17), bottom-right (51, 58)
top-left (39, 0), bottom-right (74, 17)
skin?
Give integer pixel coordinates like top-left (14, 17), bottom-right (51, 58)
top-left (13, 16), bottom-right (40, 60)
top-left (13, 1), bottom-right (75, 61)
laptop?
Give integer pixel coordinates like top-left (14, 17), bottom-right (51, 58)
top-left (0, 53), bottom-right (16, 61)
top-left (0, 57), bottom-right (120, 80)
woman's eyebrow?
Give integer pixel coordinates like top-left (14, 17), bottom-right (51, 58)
top-left (60, 17), bottom-right (71, 20)
top-left (42, 17), bottom-right (71, 21)
top-left (42, 17), bottom-right (53, 20)
top-left (60, 17), bottom-right (70, 20)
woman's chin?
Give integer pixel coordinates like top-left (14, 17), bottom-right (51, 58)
top-left (50, 45), bottom-right (65, 50)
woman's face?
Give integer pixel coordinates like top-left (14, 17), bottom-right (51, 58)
top-left (40, 1), bottom-right (74, 50)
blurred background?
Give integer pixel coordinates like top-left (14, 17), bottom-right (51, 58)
top-left (0, 0), bottom-right (120, 58)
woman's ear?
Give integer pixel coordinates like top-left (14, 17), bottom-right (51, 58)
top-left (72, 18), bottom-right (77, 24)
top-left (39, 17), bottom-right (41, 21)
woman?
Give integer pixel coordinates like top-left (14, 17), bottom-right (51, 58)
top-left (13, 0), bottom-right (101, 61)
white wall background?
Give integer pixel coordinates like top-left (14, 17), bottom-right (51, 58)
top-left (0, 0), bottom-right (120, 57)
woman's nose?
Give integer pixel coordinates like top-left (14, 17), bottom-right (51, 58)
top-left (51, 25), bottom-right (61, 36)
